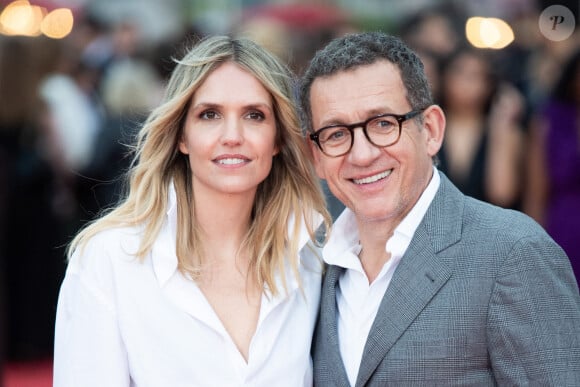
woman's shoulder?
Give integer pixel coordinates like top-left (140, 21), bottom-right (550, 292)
top-left (85, 225), bottom-right (141, 252)
top-left (67, 225), bottom-right (143, 275)
top-left (60, 225), bottom-right (148, 317)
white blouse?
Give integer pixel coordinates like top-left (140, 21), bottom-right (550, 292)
top-left (54, 189), bottom-right (323, 387)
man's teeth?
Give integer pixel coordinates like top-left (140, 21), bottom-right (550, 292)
top-left (217, 158), bottom-right (245, 165)
top-left (353, 170), bottom-right (391, 184)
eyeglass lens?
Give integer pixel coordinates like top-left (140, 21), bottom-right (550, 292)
top-left (318, 115), bottom-right (401, 156)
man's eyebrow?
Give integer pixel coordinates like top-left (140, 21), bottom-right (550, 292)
top-left (318, 107), bottom-right (396, 127)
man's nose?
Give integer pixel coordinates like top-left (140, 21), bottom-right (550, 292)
top-left (347, 127), bottom-right (380, 164)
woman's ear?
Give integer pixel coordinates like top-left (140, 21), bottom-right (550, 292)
top-left (178, 136), bottom-right (189, 155)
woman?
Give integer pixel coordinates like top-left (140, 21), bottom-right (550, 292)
top-left (53, 35), bottom-right (331, 386)
top-left (437, 47), bottom-right (524, 209)
top-left (525, 48), bottom-right (580, 284)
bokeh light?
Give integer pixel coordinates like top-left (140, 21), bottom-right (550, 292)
top-left (0, 0), bottom-right (73, 38)
top-left (40, 8), bottom-right (74, 39)
top-left (465, 16), bottom-right (514, 49)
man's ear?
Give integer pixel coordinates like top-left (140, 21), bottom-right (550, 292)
top-left (308, 138), bottom-right (326, 179)
top-left (422, 105), bottom-right (446, 157)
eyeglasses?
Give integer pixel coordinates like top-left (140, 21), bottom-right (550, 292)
top-left (309, 109), bottom-right (426, 157)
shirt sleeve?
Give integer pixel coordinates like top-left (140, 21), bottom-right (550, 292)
top-left (53, 245), bottom-right (131, 387)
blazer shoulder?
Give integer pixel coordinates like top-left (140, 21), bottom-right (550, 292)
top-left (433, 173), bottom-right (557, 252)
top-left (463, 196), bottom-right (548, 240)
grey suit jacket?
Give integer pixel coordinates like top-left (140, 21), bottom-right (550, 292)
top-left (313, 172), bottom-right (580, 386)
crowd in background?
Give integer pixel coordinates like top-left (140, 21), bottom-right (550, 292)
top-left (0, 0), bottom-right (579, 372)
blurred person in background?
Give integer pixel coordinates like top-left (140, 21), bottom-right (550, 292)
top-left (437, 47), bottom-right (525, 209)
top-left (409, 47), bottom-right (442, 104)
top-left (77, 14), bottom-right (164, 216)
top-left (525, 48), bottom-right (580, 284)
top-left (85, 56), bottom-right (163, 211)
top-left (54, 35), bottom-right (331, 386)
top-left (39, 47), bottom-right (104, 176)
top-left (236, 3), bottom-right (355, 77)
top-left (399, 3), bottom-right (462, 62)
top-left (43, 13), bottom-right (161, 228)
top-left (523, 2), bottom-right (580, 108)
top-left (0, 35), bottom-right (71, 362)
top-left (398, 4), bottom-right (465, 125)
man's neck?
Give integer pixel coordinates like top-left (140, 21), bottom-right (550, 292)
top-left (356, 220), bottom-right (395, 284)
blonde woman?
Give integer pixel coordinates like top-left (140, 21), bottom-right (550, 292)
top-left (53, 35), bottom-right (331, 387)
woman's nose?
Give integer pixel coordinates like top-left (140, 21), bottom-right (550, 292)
top-left (220, 117), bottom-right (244, 145)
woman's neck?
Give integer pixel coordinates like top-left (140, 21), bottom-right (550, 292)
top-left (193, 189), bottom-right (255, 263)
top-left (192, 190), bottom-right (262, 363)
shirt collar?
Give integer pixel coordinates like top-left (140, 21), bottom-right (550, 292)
top-left (152, 183), bottom-right (322, 288)
top-left (323, 166), bottom-right (440, 267)
top-left (386, 166), bottom-right (440, 258)
top-left (322, 207), bottom-right (361, 269)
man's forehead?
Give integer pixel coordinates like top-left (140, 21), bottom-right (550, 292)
top-left (310, 62), bottom-right (406, 103)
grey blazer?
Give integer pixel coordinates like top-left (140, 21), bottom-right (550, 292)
top-left (313, 172), bottom-right (580, 386)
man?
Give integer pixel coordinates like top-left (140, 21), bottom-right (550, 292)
top-left (299, 31), bottom-right (580, 386)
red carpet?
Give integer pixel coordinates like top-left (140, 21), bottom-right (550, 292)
top-left (3, 359), bottom-right (53, 387)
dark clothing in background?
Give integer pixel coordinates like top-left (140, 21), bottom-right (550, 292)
top-left (542, 101), bottom-right (580, 282)
top-left (438, 130), bottom-right (488, 204)
top-left (1, 127), bottom-right (67, 361)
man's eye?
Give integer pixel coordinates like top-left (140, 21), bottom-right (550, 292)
top-left (323, 128), bottom-right (349, 142)
top-left (200, 111), bottom-right (219, 120)
top-left (373, 118), bottom-right (396, 130)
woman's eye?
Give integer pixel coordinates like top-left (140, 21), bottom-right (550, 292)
top-left (200, 111), bottom-right (219, 120)
top-left (247, 111), bottom-right (265, 121)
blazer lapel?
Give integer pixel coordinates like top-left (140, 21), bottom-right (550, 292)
top-left (355, 173), bottom-right (463, 386)
top-left (318, 264), bottom-right (351, 386)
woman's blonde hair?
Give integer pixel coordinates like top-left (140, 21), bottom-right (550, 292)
top-left (68, 35), bottom-right (331, 295)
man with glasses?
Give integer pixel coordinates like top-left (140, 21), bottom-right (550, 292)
top-left (299, 31), bottom-right (580, 386)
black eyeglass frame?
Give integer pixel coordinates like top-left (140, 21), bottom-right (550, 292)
top-left (309, 108), bottom-right (426, 157)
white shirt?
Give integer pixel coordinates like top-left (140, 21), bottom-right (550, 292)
top-left (322, 168), bottom-right (440, 386)
top-left (54, 186), bottom-right (323, 387)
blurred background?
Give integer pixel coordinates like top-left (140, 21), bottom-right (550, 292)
top-left (0, 0), bottom-right (578, 385)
